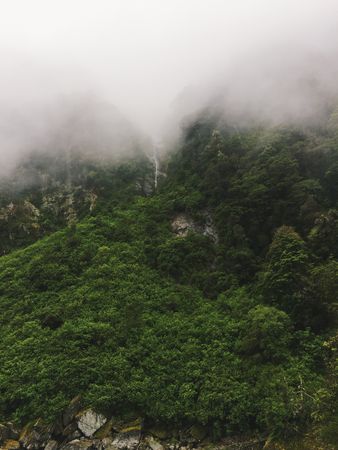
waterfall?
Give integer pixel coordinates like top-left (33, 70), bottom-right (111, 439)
top-left (153, 145), bottom-right (159, 189)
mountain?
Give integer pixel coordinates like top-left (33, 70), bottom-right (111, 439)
top-left (0, 108), bottom-right (337, 449)
top-left (0, 98), bottom-right (153, 255)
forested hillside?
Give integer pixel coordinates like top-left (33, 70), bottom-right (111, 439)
top-left (0, 110), bottom-right (337, 448)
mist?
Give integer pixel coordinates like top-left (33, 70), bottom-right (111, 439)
top-left (1, 0), bottom-right (338, 174)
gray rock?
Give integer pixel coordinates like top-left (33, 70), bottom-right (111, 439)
top-left (111, 430), bottom-right (141, 450)
top-left (5, 423), bottom-right (19, 441)
top-left (144, 436), bottom-right (164, 450)
top-left (171, 212), bottom-right (218, 243)
top-left (0, 439), bottom-right (21, 450)
top-left (0, 424), bottom-right (11, 443)
top-left (45, 440), bottom-right (59, 450)
top-left (60, 439), bottom-right (96, 450)
top-left (76, 410), bottom-right (107, 438)
top-left (203, 213), bottom-right (218, 243)
top-left (0, 423), bottom-right (20, 443)
top-left (19, 419), bottom-right (52, 450)
top-left (171, 214), bottom-right (198, 237)
top-left (101, 438), bottom-right (118, 450)
top-left (165, 445), bottom-right (177, 450)
top-left (62, 422), bottom-right (82, 441)
top-left (93, 420), bottom-right (113, 439)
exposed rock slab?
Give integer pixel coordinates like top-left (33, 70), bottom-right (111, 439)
top-left (44, 440), bottom-right (59, 450)
top-left (19, 420), bottom-right (52, 450)
top-left (171, 214), bottom-right (197, 237)
top-left (111, 430), bottom-right (141, 450)
top-left (62, 422), bottom-right (82, 441)
top-left (144, 436), bottom-right (164, 450)
top-left (171, 213), bottom-right (218, 242)
top-left (1, 439), bottom-right (20, 450)
top-left (76, 410), bottom-right (107, 438)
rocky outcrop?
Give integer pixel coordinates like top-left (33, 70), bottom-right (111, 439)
top-left (171, 213), bottom-right (218, 243)
top-left (59, 439), bottom-right (97, 450)
top-left (0, 410), bottom-right (324, 450)
top-left (0, 399), bottom-right (145, 450)
top-left (75, 411), bottom-right (107, 438)
top-left (44, 441), bottom-right (58, 450)
top-left (0, 201), bottom-right (41, 245)
top-left (111, 430), bottom-right (140, 450)
top-left (144, 436), bottom-right (164, 450)
top-left (171, 214), bottom-right (197, 237)
top-left (1, 439), bottom-right (21, 450)
top-left (0, 423), bottom-right (20, 450)
top-left (19, 420), bottom-right (53, 450)
top-left (62, 396), bottom-right (83, 429)
top-left (0, 424), bottom-right (19, 443)
top-left (0, 397), bottom-right (285, 450)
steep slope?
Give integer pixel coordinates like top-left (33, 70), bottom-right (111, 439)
top-left (0, 98), bottom-right (154, 255)
top-left (0, 112), bottom-right (337, 447)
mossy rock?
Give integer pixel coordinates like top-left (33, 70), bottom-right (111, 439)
top-left (2, 440), bottom-right (20, 450)
top-left (94, 419), bottom-right (114, 439)
top-left (19, 422), bottom-right (34, 442)
top-left (111, 417), bottom-right (143, 433)
top-left (19, 418), bottom-right (52, 449)
top-left (62, 395), bottom-right (83, 427)
top-left (147, 425), bottom-right (171, 440)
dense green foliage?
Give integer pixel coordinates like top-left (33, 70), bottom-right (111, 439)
top-left (0, 112), bottom-right (337, 443)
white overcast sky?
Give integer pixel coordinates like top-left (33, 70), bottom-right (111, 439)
top-left (0, 0), bottom-right (338, 137)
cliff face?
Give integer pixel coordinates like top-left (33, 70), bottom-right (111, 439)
top-left (0, 97), bottom-right (155, 255)
top-left (0, 150), bottom-right (154, 255)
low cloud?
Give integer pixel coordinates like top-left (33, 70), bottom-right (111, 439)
top-left (1, 0), bottom-right (338, 174)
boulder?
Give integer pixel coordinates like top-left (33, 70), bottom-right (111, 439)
top-left (100, 438), bottom-right (117, 450)
top-left (203, 213), bottom-right (218, 243)
top-left (171, 215), bottom-right (197, 237)
top-left (62, 423), bottom-right (82, 441)
top-left (93, 420), bottom-right (113, 440)
top-left (144, 436), bottom-right (164, 450)
top-left (171, 213), bottom-right (218, 243)
top-left (110, 418), bottom-right (142, 434)
top-left (76, 410), bottom-right (107, 438)
top-left (50, 418), bottom-right (64, 438)
top-left (19, 419), bottom-right (52, 450)
top-left (0, 424), bottom-right (19, 444)
top-left (0, 425), bottom-right (11, 443)
top-left (44, 440), bottom-right (59, 450)
top-left (1, 439), bottom-right (20, 450)
top-left (60, 439), bottom-right (97, 450)
top-left (111, 430), bottom-right (141, 450)
top-left (63, 396), bottom-right (83, 428)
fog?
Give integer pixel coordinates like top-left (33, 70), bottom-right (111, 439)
top-left (1, 0), bottom-right (338, 173)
